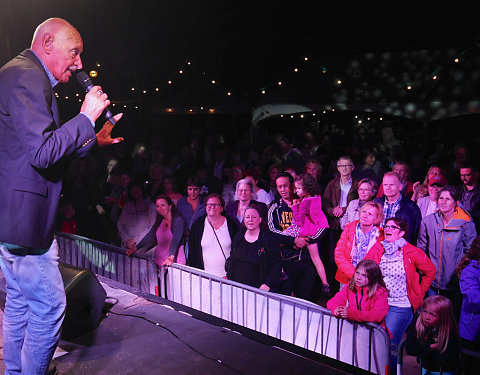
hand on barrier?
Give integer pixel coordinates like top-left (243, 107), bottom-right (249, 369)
top-left (125, 239), bottom-right (137, 255)
top-left (259, 284), bottom-right (270, 292)
top-left (162, 255), bottom-right (175, 267)
top-left (334, 306), bottom-right (349, 318)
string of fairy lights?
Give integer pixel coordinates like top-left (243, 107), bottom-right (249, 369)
top-left (54, 46), bottom-right (475, 121)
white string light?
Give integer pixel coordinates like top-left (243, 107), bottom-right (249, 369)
top-left (56, 47), bottom-right (471, 119)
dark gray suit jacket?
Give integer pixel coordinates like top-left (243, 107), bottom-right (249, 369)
top-left (0, 49), bottom-right (96, 249)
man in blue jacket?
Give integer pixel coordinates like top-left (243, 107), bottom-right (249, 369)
top-left (375, 171), bottom-right (422, 244)
top-left (0, 18), bottom-right (123, 374)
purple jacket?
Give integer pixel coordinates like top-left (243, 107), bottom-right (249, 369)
top-left (0, 50), bottom-right (96, 249)
top-left (459, 260), bottom-right (480, 343)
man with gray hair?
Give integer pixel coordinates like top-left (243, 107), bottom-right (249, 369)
top-left (374, 171), bottom-right (422, 243)
top-left (322, 156), bottom-right (358, 286)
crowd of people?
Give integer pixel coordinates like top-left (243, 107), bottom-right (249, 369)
top-left (56, 121), bottom-right (480, 374)
top-left (5, 16), bottom-right (479, 375)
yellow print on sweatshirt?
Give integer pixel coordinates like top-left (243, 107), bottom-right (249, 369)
top-left (280, 211), bottom-right (293, 231)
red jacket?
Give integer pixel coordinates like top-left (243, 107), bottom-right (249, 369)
top-left (327, 284), bottom-right (389, 325)
top-left (365, 241), bottom-right (436, 312)
top-left (334, 221), bottom-right (384, 284)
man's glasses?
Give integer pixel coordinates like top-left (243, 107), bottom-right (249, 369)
top-left (337, 164), bottom-right (353, 169)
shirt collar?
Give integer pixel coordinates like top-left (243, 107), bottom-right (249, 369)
top-left (386, 194), bottom-right (402, 205)
top-left (30, 49), bottom-right (58, 88)
top-left (340, 177), bottom-right (352, 186)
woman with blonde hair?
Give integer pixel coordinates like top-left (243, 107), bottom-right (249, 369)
top-left (406, 295), bottom-right (459, 374)
top-left (334, 201), bottom-right (384, 287)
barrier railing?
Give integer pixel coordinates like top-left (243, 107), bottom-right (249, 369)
top-left (163, 263), bottom-right (391, 375)
top-left (55, 232), bottom-right (158, 295)
top-left (56, 233), bottom-right (390, 374)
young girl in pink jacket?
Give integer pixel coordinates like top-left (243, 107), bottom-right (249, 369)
top-left (285, 173), bottom-right (330, 294)
top-left (327, 259), bottom-right (389, 325)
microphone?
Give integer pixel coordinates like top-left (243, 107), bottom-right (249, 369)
top-left (76, 71), bottom-right (116, 125)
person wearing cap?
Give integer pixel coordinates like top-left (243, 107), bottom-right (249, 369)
top-left (416, 174), bottom-right (448, 218)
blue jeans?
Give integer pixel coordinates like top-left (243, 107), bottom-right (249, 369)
top-left (385, 305), bottom-right (413, 374)
top-left (0, 240), bottom-right (66, 374)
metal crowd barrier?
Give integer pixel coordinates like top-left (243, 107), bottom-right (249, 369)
top-left (56, 233), bottom-right (390, 374)
top-left (163, 263), bottom-right (391, 375)
top-left (55, 232), bottom-right (158, 295)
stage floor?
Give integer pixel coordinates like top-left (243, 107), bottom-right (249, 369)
top-left (0, 274), bottom-right (359, 375)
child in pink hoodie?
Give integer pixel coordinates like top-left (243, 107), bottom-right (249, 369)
top-left (327, 259), bottom-right (389, 325)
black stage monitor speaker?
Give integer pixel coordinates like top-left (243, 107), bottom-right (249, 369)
top-left (59, 263), bottom-right (107, 340)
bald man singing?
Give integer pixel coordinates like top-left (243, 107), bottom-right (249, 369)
top-left (0, 18), bottom-right (123, 374)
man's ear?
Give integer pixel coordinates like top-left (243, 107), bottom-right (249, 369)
top-left (43, 33), bottom-right (54, 54)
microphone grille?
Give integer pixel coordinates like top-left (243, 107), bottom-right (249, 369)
top-left (76, 71), bottom-right (93, 90)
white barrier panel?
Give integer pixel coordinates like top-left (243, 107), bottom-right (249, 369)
top-left (56, 234), bottom-right (390, 374)
top-left (56, 232), bottom-right (158, 295)
top-left (166, 264), bottom-right (390, 374)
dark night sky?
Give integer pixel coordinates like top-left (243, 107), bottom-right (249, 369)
top-left (2, 1), bottom-right (479, 92)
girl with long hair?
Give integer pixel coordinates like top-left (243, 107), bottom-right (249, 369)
top-left (327, 259), bottom-right (389, 324)
top-left (406, 295), bottom-right (459, 374)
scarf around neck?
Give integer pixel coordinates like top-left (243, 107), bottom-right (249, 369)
top-left (381, 237), bottom-right (407, 259)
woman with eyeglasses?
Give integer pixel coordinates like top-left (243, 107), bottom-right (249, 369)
top-left (225, 178), bottom-right (268, 228)
top-left (366, 217), bottom-right (436, 373)
top-left (226, 204), bottom-right (282, 291)
top-left (187, 193), bottom-right (239, 277)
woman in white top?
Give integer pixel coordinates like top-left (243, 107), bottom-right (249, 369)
top-left (187, 194), bottom-right (239, 277)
